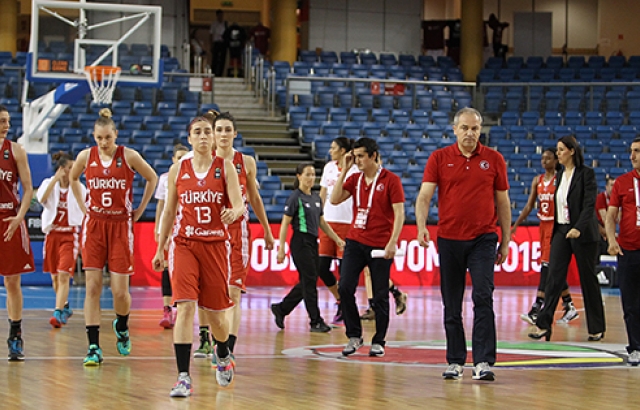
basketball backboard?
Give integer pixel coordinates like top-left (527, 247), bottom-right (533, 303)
top-left (27, 0), bottom-right (163, 87)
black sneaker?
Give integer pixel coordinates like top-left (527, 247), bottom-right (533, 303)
top-left (7, 337), bottom-right (24, 362)
top-left (310, 320), bottom-right (331, 333)
top-left (270, 303), bottom-right (285, 329)
top-left (332, 302), bottom-right (343, 324)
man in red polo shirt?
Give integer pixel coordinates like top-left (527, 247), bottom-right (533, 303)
top-left (331, 137), bottom-right (405, 358)
top-left (415, 107), bottom-right (511, 381)
top-left (605, 137), bottom-right (640, 366)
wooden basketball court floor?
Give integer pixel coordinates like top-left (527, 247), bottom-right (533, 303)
top-left (0, 285), bottom-right (638, 409)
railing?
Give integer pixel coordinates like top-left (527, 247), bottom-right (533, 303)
top-left (284, 76), bottom-right (477, 114)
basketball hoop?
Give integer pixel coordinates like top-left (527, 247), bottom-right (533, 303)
top-left (83, 66), bottom-right (122, 104)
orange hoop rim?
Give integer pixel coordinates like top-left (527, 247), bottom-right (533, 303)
top-left (84, 65), bottom-right (122, 81)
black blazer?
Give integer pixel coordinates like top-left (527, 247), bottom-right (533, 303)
top-left (553, 165), bottom-right (599, 243)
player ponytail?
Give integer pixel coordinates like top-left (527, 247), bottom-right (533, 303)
top-left (203, 109), bottom-right (220, 125)
top-left (52, 151), bottom-right (74, 170)
top-left (95, 108), bottom-right (116, 130)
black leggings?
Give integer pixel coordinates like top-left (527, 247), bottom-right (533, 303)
top-left (279, 232), bottom-right (323, 324)
top-left (162, 267), bottom-right (172, 297)
top-left (317, 256), bottom-right (339, 288)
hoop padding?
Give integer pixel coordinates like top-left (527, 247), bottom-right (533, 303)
top-left (83, 66), bottom-right (122, 104)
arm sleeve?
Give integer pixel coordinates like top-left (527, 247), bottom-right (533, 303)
top-left (319, 163), bottom-right (331, 188)
top-left (343, 173), bottom-right (357, 197)
top-left (389, 173), bottom-right (406, 204)
top-left (283, 192), bottom-right (298, 217)
top-left (422, 151), bottom-right (439, 183)
top-left (494, 153), bottom-right (510, 191)
top-left (608, 181), bottom-right (622, 208)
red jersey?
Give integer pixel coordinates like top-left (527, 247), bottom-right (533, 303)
top-left (249, 24), bottom-right (270, 55)
top-left (423, 142), bottom-right (509, 241)
top-left (0, 138), bottom-right (20, 213)
top-left (53, 190), bottom-right (77, 233)
top-left (537, 174), bottom-right (556, 222)
top-left (85, 146), bottom-right (135, 220)
top-left (343, 168), bottom-right (405, 248)
top-left (229, 150), bottom-right (249, 229)
top-left (174, 156), bottom-right (230, 242)
top-left (595, 191), bottom-right (609, 225)
top-left (608, 170), bottom-right (640, 250)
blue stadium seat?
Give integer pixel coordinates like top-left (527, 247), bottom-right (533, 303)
top-left (564, 111), bottom-right (583, 126)
top-left (629, 112), bottom-right (640, 126)
top-left (584, 111), bottom-right (603, 126)
top-left (583, 139), bottom-right (603, 154)
top-left (597, 153), bottom-right (618, 168)
top-left (606, 111), bottom-right (624, 126)
top-left (521, 111), bottom-right (539, 128)
top-left (501, 111), bottom-right (520, 126)
top-left (349, 108), bottom-right (369, 123)
top-left (609, 139), bottom-right (629, 154)
top-left (574, 125), bottom-right (594, 140)
top-left (619, 125), bottom-right (638, 140)
top-left (543, 112), bottom-right (563, 126)
top-left (595, 125), bottom-right (616, 140)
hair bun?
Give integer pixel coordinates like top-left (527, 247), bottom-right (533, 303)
top-left (98, 108), bottom-right (113, 118)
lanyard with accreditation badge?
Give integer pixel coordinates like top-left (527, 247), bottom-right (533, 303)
top-left (354, 166), bottom-right (382, 230)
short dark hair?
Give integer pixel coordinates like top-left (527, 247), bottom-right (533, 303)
top-left (0, 105), bottom-right (7, 114)
top-left (213, 111), bottom-right (237, 131)
top-left (353, 137), bottom-right (379, 161)
top-left (557, 135), bottom-right (585, 167)
top-left (543, 147), bottom-right (562, 172)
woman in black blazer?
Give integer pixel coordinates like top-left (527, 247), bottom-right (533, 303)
top-left (529, 135), bottom-right (606, 341)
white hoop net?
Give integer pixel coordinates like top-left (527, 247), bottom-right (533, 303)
top-left (83, 66), bottom-right (122, 104)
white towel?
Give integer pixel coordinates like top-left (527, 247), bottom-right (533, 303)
top-left (37, 177), bottom-right (86, 234)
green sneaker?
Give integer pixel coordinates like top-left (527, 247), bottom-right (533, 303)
top-left (83, 344), bottom-right (103, 366)
top-left (193, 339), bottom-right (212, 358)
top-left (112, 319), bottom-right (131, 356)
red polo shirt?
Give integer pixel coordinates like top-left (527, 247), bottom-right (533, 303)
top-left (343, 168), bottom-right (405, 248)
top-left (423, 142), bottom-right (509, 241)
top-left (595, 191), bottom-right (609, 225)
top-left (608, 170), bottom-right (640, 250)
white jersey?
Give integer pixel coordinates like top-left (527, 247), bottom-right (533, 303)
top-left (320, 161), bottom-right (358, 224)
top-left (155, 172), bottom-right (169, 234)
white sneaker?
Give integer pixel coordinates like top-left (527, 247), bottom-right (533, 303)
top-left (557, 303), bottom-right (579, 324)
top-left (629, 351), bottom-right (640, 366)
top-left (215, 354), bottom-right (235, 387)
top-left (170, 372), bottom-right (192, 397)
top-left (442, 364), bottom-right (463, 380)
top-left (369, 343), bottom-right (385, 357)
top-left (342, 337), bottom-right (364, 356)
top-left (472, 362), bottom-right (495, 381)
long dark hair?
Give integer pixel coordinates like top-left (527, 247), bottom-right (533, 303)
top-left (557, 135), bottom-right (585, 168)
top-left (333, 137), bottom-right (353, 153)
top-left (293, 162), bottom-right (315, 190)
top-left (52, 151), bottom-right (73, 171)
